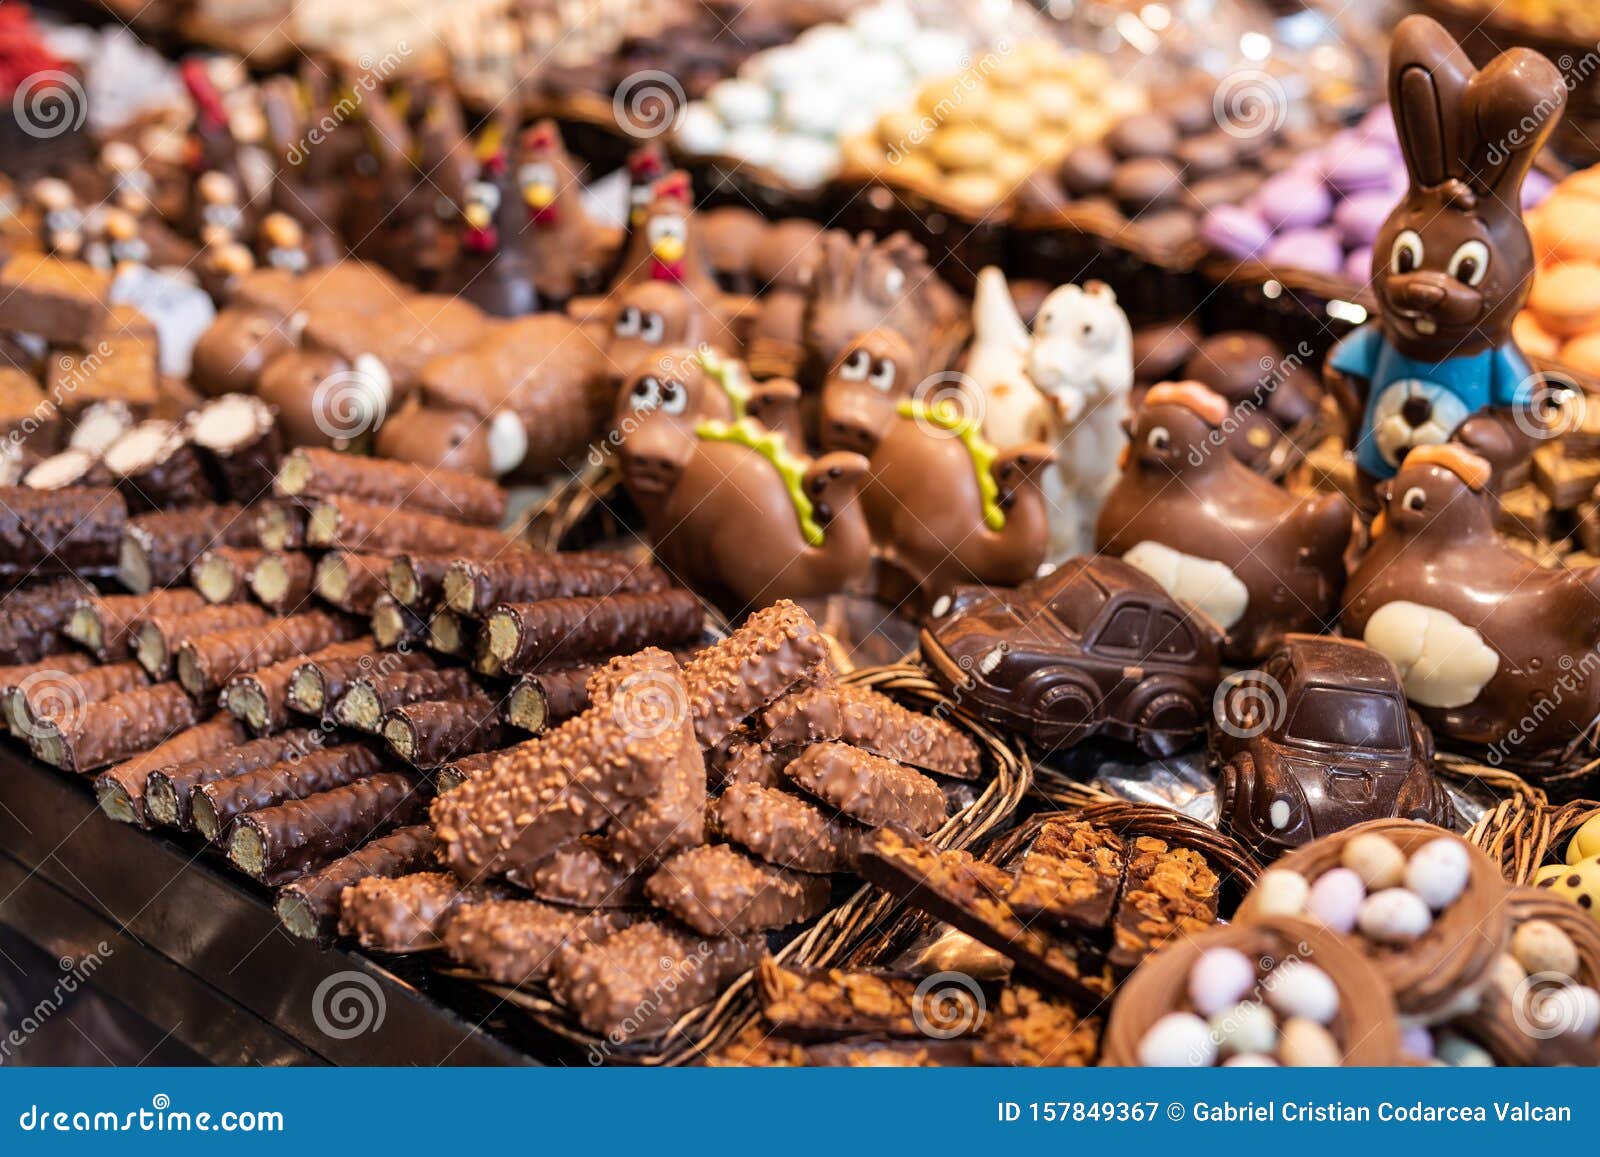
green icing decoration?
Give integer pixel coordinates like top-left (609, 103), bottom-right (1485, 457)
top-left (694, 348), bottom-right (750, 419)
top-left (896, 399), bottom-right (1006, 530)
top-left (695, 418), bottom-right (824, 547)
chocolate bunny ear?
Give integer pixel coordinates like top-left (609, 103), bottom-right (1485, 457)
top-left (1465, 48), bottom-right (1566, 205)
top-left (1389, 15), bottom-right (1475, 190)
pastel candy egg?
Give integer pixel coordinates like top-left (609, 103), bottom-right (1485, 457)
top-left (770, 136), bottom-right (840, 189)
top-left (1210, 1001), bottom-right (1278, 1056)
top-left (1567, 813), bottom-right (1600, 864)
top-left (1252, 172), bottom-right (1333, 230)
top-left (1279, 1018), bottom-right (1343, 1066)
top-left (710, 80), bottom-right (774, 126)
top-left (1435, 1033), bottom-right (1494, 1067)
top-left (1222, 1053), bottom-right (1279, 1067)
top-left (1400, 1024), bottom-right (1435, 1059)
top-left (1325, 141), bottom-right (1396, 193)
top-left (1548, 986), bottom-right (1600, 1038)
top-left (849, 2), bottom-right (918, 46)
top-left (1201, 204), bottom-right (1272, 259)
top-left (1262, 228), bottom-right (1342, 274)
top-left (1137, 1011), bottom-right (1217, 1067)
top-left (1405, 837), bottom-right (1471, 910)
top-left (780, 86), bottom-right (848, 137)
top-left (1305, 867), bottom-right (1366, 933)
top-left (1253, 868), bottom-right (1310, 917)
top-left (748, 46), bottom-right (810, 92)
top-left (1490, 951), bottom-right (1528, 999)
top-left (1265, 960), bottom-right (1339, 1024)
top-left (903, 30), bottom-right (968, 78)
top-left (1357, 887), bottom-right (1433, 943)
top-left (1333, 190), bottom-right (1395, 247)
top-left (1343, 246), bottom-right (1374, 284)
top-left (1512, 919), bottom-right (1580, 979)
top-left (1341, 832), bottom-right (1406, 889)
top-left (1188, 946), bottom-right (1258, 1016)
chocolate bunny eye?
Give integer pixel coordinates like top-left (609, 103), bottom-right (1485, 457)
top-left (1390, 230), bottom-right (1424, 275)
top-left (639, 312), bottom-right (666, 344)
top-left (1447, 240), bottom-right (1490, 287)
top-left (1147, 426), bottom-right (1171, 452)
top-left (614, 306), bottom-right (641, 338)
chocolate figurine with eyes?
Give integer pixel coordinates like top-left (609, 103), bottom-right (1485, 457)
top-left (1096, 382), bottom-right (1354, 663)
top-left (1323, 15), bottom-right (1566, 506)
top-left (603, 280), bottom-right (742, 383)
top-left (613, 346), bottom-right (801, 459)
top-left (437, 149), bottom-right (539, 317)
top-left (610, 171), bottom-right (719, 298)
top-left (1343, 443), bottom-right (1600, 757)
top-left (513, 121), bottom-right (622, 306)
top-left (820, 328), bottom-right (1054, 603)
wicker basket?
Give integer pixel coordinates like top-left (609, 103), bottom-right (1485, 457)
top-left (1236, 819), bottom-right (1509, 1021)
top-left (435, 662), bottom-right (1032, 1065)
top-left (1100, 915), bottom-right (1404, 1066)
top-left (1467, 793), bottom-right (1600, 885)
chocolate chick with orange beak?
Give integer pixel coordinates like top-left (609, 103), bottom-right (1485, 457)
top-left (513, 120), bottom-right (622, 306)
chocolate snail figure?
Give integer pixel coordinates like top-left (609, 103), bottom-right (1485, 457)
top-left (1323, 15), bottom-right (1567, 506)
top-left (1344, 443), bottom-right (1600, 757)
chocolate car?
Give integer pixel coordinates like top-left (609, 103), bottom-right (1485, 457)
top-left (920, 555), bottom-right (1222, 757)
top-left (1210, 633), bottom-right (1450, 860)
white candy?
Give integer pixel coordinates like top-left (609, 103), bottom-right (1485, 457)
top-left (1253, 868), bottom-right (1310, 916)
top-left (849, 2), bottom-right (919, 46)
top-left (1305, 867), bottom-right (1366, 933)
top-left (1405, 837), bottom-right (1471, 910)
top-left (796, 24), bottom-right (860, 58)
top-left (709, 80), bottom-right (775, 127)
top-left (674, 104), bottom-right (727, 156)
top-left (1279, 1018), bottom-right (1342, 1066)
top-left (903, 30), bottom-right (970, 78)
top-left (1222, 1053), bottom-right (1280, 1067)
top-left (724, 126), bottom-right (780, 168)
top-left (1136, 1012), bottom-right (1217, 1067)
top-left (1550, 985), bottom-right (1600, 1039)
top-left (748, 46), bottom-right (811, 92)
top-left (780, 86), bottom-right (849, 137)
top-left (1265, 960), bottom-right (1339, 1025)
top-left (1342, 833), bottom-right (1407, 889)
top-left (1512, 920), bottom-right (1580, 979)
top-left (1357, 888), bottom-right (1433, 943)
top-left (1435, 1032), bottom-right (1494, 1067)
top-left (1400, 1023), bottom-right (1435, 1059)
top-left (1210, 1001), bottom-right (1278, 1056)
top-left (1490, 951), bottom-right (1528, 999)
top-left (1187, 947), bottom-right (1257, 1016)
top-left (769, 136), bottom-right (840, 189)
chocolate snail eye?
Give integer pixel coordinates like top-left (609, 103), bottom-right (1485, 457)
top-left (631, 375), bottom-right (661, 411)
top-left (839, 349), bottom-right (870, 381)
top-left (640, 312), bottom-right (665, 343)
top-left (614, 307), bottom-right (641, 338)
top-left (1402, 486), bottom-right (1427, 513)
top-left (1447, 240), bottom-right (1490, 287)
top-left (867, 358), bottom-right (897, 392)
top-left (659, 380), bottom-right (688, 416)
top-left (1389, 230), bottom-right (1424, 275)
top-left (1147, 426), bottom-right (1171, 451)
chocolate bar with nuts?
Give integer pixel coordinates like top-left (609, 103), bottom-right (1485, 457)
top-left (191, 742), bottom-right (386, 841)
top-left (176, 610), bottom-right (363, 697)
top-left (275, 825), bottom-right (438, 940)
top-left (783, 742), bottom-right (947, 835)
top-left (970, 986), bottom-right (1101, 1067)
top-left (1008, 821), bottom-right (1127, 931)
top-left (145, 727), bottom-right (327, 829)
top-left (708, 735), bottom-right (800, 790)
top-left (2, 577), bottom-right (97, 663)
top-left (338, 870), bottom-right (495, 953)
top-left (680, 600), bottom-right (831, 749)
top-left (484, 589), bottom-right (702, 673)
top-left (382, 692), bottom-right (510, 768)
top-left (286, 646), bottom-right (431, 718)
top-left (117, 503), bottom-right (255, 593)
top-left (134, 602), bottom-right (272, 679)
top-left (0, 254), bottom-right (111, 343)
top-left (190, 546), bottom-right (264, 604)
top-left (442, 551), bottom-right (664, 615)
top-left (336, 667), bottom-right (478, 732)
top-left (187, 393), bottom-right (282, 502)
top-left (277, 448), bottom-right (508, 527)
top-left (757, 961), bottom-right (968, 1040)
top-left (93, 713), bottom-right (247, 825)
top-left (248, 550), bottom-right (314, 612)
top-left (1107, 836), bottom-right (1219, 970)
top-left (224, 637), bottom-right (377, 734)
top-left (312, 551), bottom-right (391, 614)
top-left (67, 588), bottom-right (205, 661)
top-left (305, 495), bottom-right (510, 557)
top-left (761, 684), bottom-right (981, 780)
top-left (0, 486), bottom-right (126, 582)
top-left (6, 660), bottom-right (149, 736)
top-left (444, 900), bottom-right (635, 984)
top-left (385, 553), bottom-right (455, 609)
top-left (514, 837), bottom-right (646, 908)
top-left (714, 783), bottom-right (862, 874)
top-left (30, 681), bottom-right (201, 773)
top-left (645, 844), bottom-right (830, 936)
top-left (229, 771), bottom-right (424, 884)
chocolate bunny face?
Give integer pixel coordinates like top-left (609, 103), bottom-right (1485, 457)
top-left (1374, 16), bottom-right (1565, 362)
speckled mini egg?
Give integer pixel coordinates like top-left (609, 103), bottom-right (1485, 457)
top-left (1210, 1001), bottom-right (1278, 1056)
top-left (1253, 868), bottom-right (1310, 917)
top-left (1264, 960), bottom-right (1339, 1025)
top-left (1405, 837), bottom-right (1471, 910)
top-left (780, 85), bottom-right (849, 138)
top-left (1549, 986), bottom-right (1600, 1039)
top-left (1278, 1018), bottom-right (1342, 1066)
top-left (1188, 946), bottom-right (1258, 1016)
top-left (1137, 1011), bottom-right (1217, 1067)
top-left (1400, 1023), bottom-right (1435, 1059)
top-left (1305, 867), bottom-right (1366, 933)
top-left (1357, 887), bottom-right (1433, 943)
top-left (1435, 1032), bottom-right (1494, 1067)
top-left (1512, 919), bottom-right (1580, 979)
top-left (1222, 1053), bottom-right (1280, 1067)
top-left (1490, 951), bottom-right (1528, 999)
top-left (1341, 832), bottom-right (1407, 889)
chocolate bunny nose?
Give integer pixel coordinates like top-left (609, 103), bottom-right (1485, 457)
top-left (1391, 278), bottom-right (1447, 311)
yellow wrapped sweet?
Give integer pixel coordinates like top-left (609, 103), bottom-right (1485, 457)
top-left (1567, 813), bottom-right (1600, 865)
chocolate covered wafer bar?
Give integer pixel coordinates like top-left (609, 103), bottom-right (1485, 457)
top-left (313, 551), bottom-right (391, 614)
top-left (427, 608), bottom-right (471, 656)
top-left (305, 495), bottom-right (510, 557)
top-left (191, 742), bottom-right (386, 841)
top-left (783, 743), bottom-right (947, 835)
top-left (370, 594), bottom-right (429, 650)
top-left (224, 636), bottom-right (378, 734)
top-left (0, 486), bottom-right (126, 582)
top-left (715, 784), bottom-right (862, 874)
top-left (31, 681), bottom-right (200, 773)
top-left (275, 825), bottom-right (438, 940)
top-left (190, 546), bottom-right (263, 604)
top-left (102, 419), bottom-right (213, 512)
top-left (286, 646), bottom-right (432, 718)
top-left (277, 448), bottom-right (509, 527)
top-left (444, 900), bottom-right (635, 984)
top-left (1008, 821), bottom-right (1126, 931)
top-left (485, 590), bottom-right (702, 673)
top-left (6, 660), bottom-right (150, 736)
top-left (385, 553), bottom-right (454, 610)
top-left (254, 501), bottom-right (306, 551)
top-left (67, 588), bottom-right (206, 661)
top-left (338, 870), bottom-right (493, 952)
top-left (248, 550), bottom-right (313, 612)
top-left (2, 577), bottom-right (97, 663)
top-left (145, 727), bottom-right (328, 829)
top-left (761, 683), bottom-right (981, 780)
top-left (1107, 836), bottom-right (1218, 970)
top-left (443, 551), bottom-right (664, 615)
top-left (187, 394), bottom-right (282, 501)
top-left (516, 837), bottom-right (646, 908)
top-left (93, 713), bottom-right (247, 825)
top-left (176, 610), bottom-right (362, 697)
top-left (645, 845), bottom-right (830, 936)
top-left (0, 652), bottom-right (97, 727)
top-left (134, 602), bottom-right (272, 679)
top-left (229, 771), bottom-right (424, 883)
top-left (382, 692), bottom-right (510, 768)
top-left (680, 600), bottom-right (831, 749)
top-left (118, 503), bottom-right (254, 593)
top-left (336, 667), bottom-right (478, 732)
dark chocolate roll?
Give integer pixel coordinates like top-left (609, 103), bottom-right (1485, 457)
top-left (442, 551), bottom-right (664, 615)
top-left (144, 727), bottom-right (328, 829)
top-left (223, 636), bottom-right (376, 734)
top-left (118, 503), bottom-right (255, 593)
top-left (0, 486), bottom-right (126, 582)
top-left (304, 496), bottom-right (510, 557)
top-left (0, 577), bottom-right (97, 664)
top-left (385, 553), bottom-right (455, 610)
top-left (381, 693), bottom-right (509, 768)
top-left (176, 610), bottom-right (362, 697)
top-left (65, 588), bottom-right (207, 661)
top-left (186, 393), bottom-right (282, 502)
top-left (335, 667), bottom-right (479, 732)
top-left (6, 660), bottom-right (150, 737)
top-left (191, 741), bottom-right (386, 841)
top-left (312, 551), bottom-right (391, 613)
top-left (0, 652), bottom-right (98, 729)
top-left (190, 545), bottom-right (264, 604)
top-left (369, 593), bottom-right (431, 650)
top-left (277, 447), bottom-right (507, 526)
top-left (484, 589), bottom-right (702, 673)
top-left (427, 607), bottom-right (471, 656)
top-left (102, 419), bottom-right (214, 512)
top-left (93, 713), bottom-right (247, 825)
top-left (230, 772), bottom-right (424, 884)
top-left (435, 748), bottom-right (505, 792)
top-left (133, 602), bottom-right (273, 679)
top-left (254, 501), bottom-right (307, 551)
top-left (275, 824), bottom-right (439, 940)
top-left (285, 645), bottom-right (433, 718)
top-left (30, 681), bottom-right (202, 773)
top-left (248, 550), bottom-right (314, 612)
top-left (504, 665), bottom-right (593, 733)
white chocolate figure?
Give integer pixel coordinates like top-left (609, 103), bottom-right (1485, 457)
top-left (968, 266), bottom-right (1046, 449)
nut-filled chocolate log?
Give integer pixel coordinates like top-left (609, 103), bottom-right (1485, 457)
top-left (442, 551), bottom-right (665, 615)
top-left (680, 600), bottom-right (831, 749)
top-left (224, 636), bottom-right (377, 735)
top-left (275, 824), bottom-right (439, 940)
top-left (145, 727), bottom-right (328, 829)
top-left (783, 742), bottom-right (947, 834)
top-left (444, 900), bottom-right (635, 984)
top-left (30, 681), bottom-right (201, 773)
top-left (514, 837), bottom-right (647, 908)
top-left (709, 736), bottom-right (800, 790)
top-left (134, 602), bottom-right (273, 679)
top-left (93, 713), bottom-right (247, 825)
top-left (254, 501), bottom-right (306, 551)
top-left (175, 610), bottom-right (363, 697)
top-left (229, 771), bottom-right (424, 884)
top-left (2, 577), bottom-right (97, 664)
top-left (304, 496), bottom-right (511, 557)
top-left (385, 553), bottom-right (455, 609)
top-left (645, 845), bottom-right (830, 936)
top-left (6, 660), bottom-right (150, 736)
top-left (485, 590), bottom-right (702, 673)
top-left (714, 784), bottom-right (862, 874)
top-left (370, 594), bottom-right (430, 650)
top-left (102, 420), bottom-right (214, 513)
top-left (286, 646), bottom-right (433, 718)
top-left (427, 608), bottom-right (471, 656)
top-left (382, 693), bottom-right (510, 768)
top-left (312, 551), bottom-right (391, 614)
top-left (336, 667), bottom-right (479, 732)
top-left (118, 503), bottom-right (256, 593)
top-left (186, 393), bottom-right (282, 501)
top-left (66, 588), bottom-right (206, 661)
top-left (434, 748), bottom-right (506, 793)
top-left (338, 870), bottom-right (495, 953)
top-left (277, 447), bottom-right (508, 527)
top-left (0, 652), bottom-right (98, 727)
top-left (190, 546), bottom-right (264, 604)
top-left (191, 742), bottom-right (387, 841)
top-left (248, 550), bottom-right (314, 613)
top-left (504, 666), bottom-right (594, 733)
top-left (0, 486), bottom-right (126, 582)
top-left (761, 683), bottom-right (981, 780)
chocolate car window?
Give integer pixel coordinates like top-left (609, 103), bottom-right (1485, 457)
top-left (1093, 604), bottom-right (1146, 654)
top-left (1047, 577), bottom-right (1107, 636)
top-left (1149, 611), bottom-right (1194, 659)
top-left (1285, 686), bottom-right (1405, 749)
